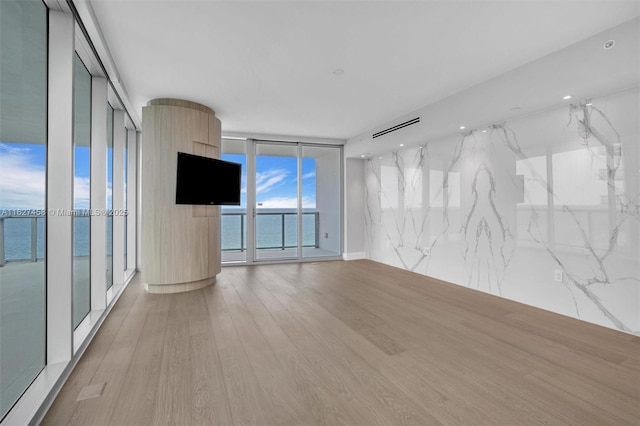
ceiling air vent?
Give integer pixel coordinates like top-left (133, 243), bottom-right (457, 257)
top-left (372, 117), bottom-right (420, 139)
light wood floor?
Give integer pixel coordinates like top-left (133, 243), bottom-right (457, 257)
top-left (43, 260), bottom-right (640, 425)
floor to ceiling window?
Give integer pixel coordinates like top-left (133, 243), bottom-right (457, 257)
top-left (255, 142), bottom-right (300, 261)
top-left (221, 139), bottom-right (342, 264)
top-left (0, 0), bottom-right (47, 419)
top-left (72, 54), bottom-right (91, 329)
top-left (1, 3), bottom-right (140, 422)
top-left (221, 139), bottom-right (247, 263)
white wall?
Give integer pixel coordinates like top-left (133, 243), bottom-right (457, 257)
top-left (316, 150), bottom-right (341, 254)
top-left (361, 87), bottom-right (639, 335)
top-left (344, 158), bottom-right (365, 258)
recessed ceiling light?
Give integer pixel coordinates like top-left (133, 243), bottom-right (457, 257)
top-left (378, 156), bottom-right (383, 159)
top-left (604, 40), bottom-right (615, 50)
top-left (360, 154), bottom-right (365, 158)
top-left (563, 95), bottom-right (572, 100)
top-left (459, 126), bottom-right (466, 130)
top-left (586, 102), bottom-right (593, 106)
top-left (482, 130), bottom-right (487, 133)
top-left (333, 68), bottom-right (344, 76)
top-left (399, 144), bottom-right (404, 147)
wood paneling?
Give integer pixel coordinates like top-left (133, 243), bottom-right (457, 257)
top-left (43, 260), bottom-right (640, 425)
top-left (140, 99), bottom-right (220, 293)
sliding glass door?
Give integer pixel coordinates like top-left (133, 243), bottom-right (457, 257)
top-left (220, 139), bottom-right (342, 264)
top-left (255, 142), bottom-right (299, 261)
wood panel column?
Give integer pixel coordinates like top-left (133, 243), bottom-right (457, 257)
top-left (141, 99), bottom-right (221, 293)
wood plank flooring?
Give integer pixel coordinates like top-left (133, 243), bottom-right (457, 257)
top-left (42, 260), bottom-right (640, 425)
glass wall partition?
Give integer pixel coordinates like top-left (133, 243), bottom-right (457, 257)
top-left (0, 2), bottom-right (141, 421)
top-left (221, 139), bottom-right (247, 263)
top-left (72, 54), bottom-right (91, 329)
top-left (255, 143), bottom-right (299, 261)
top-left (0, 0), bottom-right (47, 419)
top-left (220, 140), bottom-right (342, 264)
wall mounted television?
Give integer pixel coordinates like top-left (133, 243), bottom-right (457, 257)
top-left (175, 152), bottom-right (242, 205)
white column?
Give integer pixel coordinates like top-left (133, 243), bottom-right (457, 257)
top-left (90, 77), bottom-right (107, 310)
top-left (136, 131), bottom-right (143, 270)
top-left (112, 110), bottom-right (126, 286)
top-left (343, 158), bottom-right (366, 259)
top-left (126, 129), bottom-right (138, 273)
top-left (47, 10), bottom-right (74, 364)
top-left (246, 139), bottom-right (256, 263)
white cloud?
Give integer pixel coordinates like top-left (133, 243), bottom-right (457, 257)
top-left (238, 169), bottom-right (313, 195)
top-left (302, 196), bottom-right (316, 208)
top-left (106, 182), bottom-right (112, 209)
top-left (255, 168), bottom-right (289, 193)
top-left (0, 144), bottom-right (107, 211)
top-left (258, 196), bottom-right (315, 209)
top-left (74, 176), bottom-right (91, 209)
top-left (0, 147), bottom-right (45, 209)
top-left (240, 175), bottom-right (247, 193)
top-left (0, 142), bottom-right (31, 154)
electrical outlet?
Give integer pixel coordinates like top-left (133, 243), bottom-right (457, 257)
top-left (423, 247), bottom-right (431, 256)
top-left (554, 270), bottom-right (564, 282)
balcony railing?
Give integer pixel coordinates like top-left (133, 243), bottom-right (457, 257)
top-left (0, 214), bottom-right (45, 267)
top-left (0, 212), bottom-right (93, 267)
top-left (221, 211), bottom-right (319, 252)
top-left (0, 210), bottom-right (321, 265)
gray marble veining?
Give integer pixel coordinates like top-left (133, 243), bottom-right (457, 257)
top-left (364, 88), bottom-right (639, 334)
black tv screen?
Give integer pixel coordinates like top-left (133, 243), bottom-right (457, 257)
top-left (176, 152), bottom-right (241, 205)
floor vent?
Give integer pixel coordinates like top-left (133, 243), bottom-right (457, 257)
top-left (77, 382), bottom-right (107, 401)
top-left (372, 117), bottom-right (420, 139)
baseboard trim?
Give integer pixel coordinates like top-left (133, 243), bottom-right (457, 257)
top-left (342, 252), bottom-right (367, 261)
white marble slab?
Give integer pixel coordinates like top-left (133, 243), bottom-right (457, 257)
top-left (364, 88), bottom-right (639, 334)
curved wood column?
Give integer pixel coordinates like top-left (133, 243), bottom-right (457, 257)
top-left (141, 98), bottom-right (221, 294)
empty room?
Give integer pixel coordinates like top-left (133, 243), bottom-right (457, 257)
top-left (0, 0), bottom-right (638, 425)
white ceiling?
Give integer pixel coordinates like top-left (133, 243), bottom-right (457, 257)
top-left (88, 0), bottom-right (640, 141)
top-left (346, 17), bottom-right (639, 157)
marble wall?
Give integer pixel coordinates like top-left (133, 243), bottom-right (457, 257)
top-left (364, 88), bottom-right (639, 334)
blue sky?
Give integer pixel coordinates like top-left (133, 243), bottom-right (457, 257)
top-left (223, 153), bottom-right (316, 209)
top-left (0, 141), bottom-right (111, 211)
top-left (0, 137), bottom-right (616, 213)
top-left (0, 142), bottom-right (47, 209)
top-left (0, 140), bottom-right (314, 211)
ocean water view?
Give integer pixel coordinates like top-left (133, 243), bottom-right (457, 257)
top-left (1, 210), bottom-right (318, 262)
top-left (1, 216), bottom-right (112, 261)
top-left (221, 210), bottom-right (318, 250)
